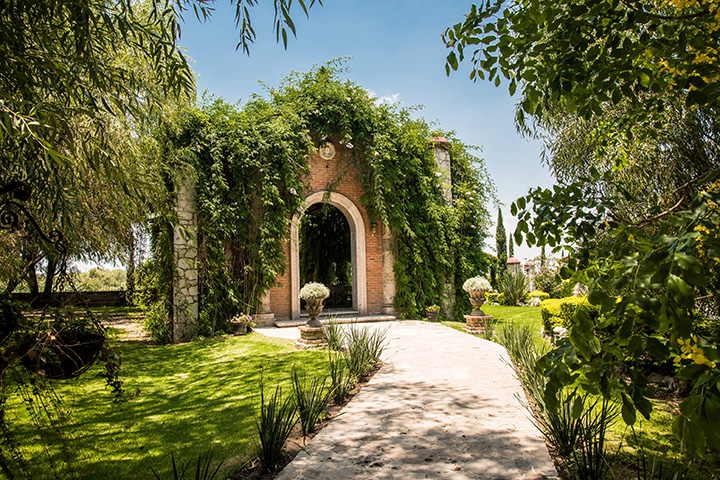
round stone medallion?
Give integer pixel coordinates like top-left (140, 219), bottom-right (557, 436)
top-left (319, 141), bottom-right (336, 160)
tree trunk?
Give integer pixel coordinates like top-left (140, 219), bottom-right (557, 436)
top-left (43, 256), bottom-right (57, 295)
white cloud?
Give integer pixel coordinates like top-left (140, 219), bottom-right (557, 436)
top-left (367, 89), bottom-right (401, 105)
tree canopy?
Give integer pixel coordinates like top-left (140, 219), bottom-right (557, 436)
top-left (445, 0), bottom-right (720, 459)
top-left (0, 0), bottom-right (322, 292)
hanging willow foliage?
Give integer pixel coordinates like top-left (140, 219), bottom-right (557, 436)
top-left (156, 60), bottom-right (495, 334)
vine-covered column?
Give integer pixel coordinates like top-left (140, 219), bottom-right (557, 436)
top-left (381, 222), bottom-right (396, 315)
top-left (433, 139), bottom-right (455, 317)
top-left (173, 172), bottom-right (199, 343)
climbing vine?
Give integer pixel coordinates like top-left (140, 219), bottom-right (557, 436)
top-left (157, 60), bottom-right (494, 334)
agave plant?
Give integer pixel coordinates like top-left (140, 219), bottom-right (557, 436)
top-left (497, 270), bottom-right (529, 306)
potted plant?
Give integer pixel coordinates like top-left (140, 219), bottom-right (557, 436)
top-left (462, 275), bottom-right (492, 316)
top-left (299, 282), bottom-right (330, 327)
top-left (19, 326), bottom-right (105, 380)
top-left (229, 312), bottom-right (255, 335)
top-left (426, 304), bottom-right (440, 322)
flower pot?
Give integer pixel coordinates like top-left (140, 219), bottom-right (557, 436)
top-left (303, 297), bottom-right (326, 327)
top-left (468, 290), bottom-right (487, 316)
top-left (20, 330), bottom-right (104, 380)
top-left (230, 322), bottom-right (248, 335)
top-left (427, 311), bottom-right (439, 322)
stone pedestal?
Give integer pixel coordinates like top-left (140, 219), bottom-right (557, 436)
top-left (464, 315), bottom-right (494, 336)
top-left (295, 325), bottom-right (328, 349)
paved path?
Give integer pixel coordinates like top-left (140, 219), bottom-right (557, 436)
top-left (256, 321), bottom-right (558, 480)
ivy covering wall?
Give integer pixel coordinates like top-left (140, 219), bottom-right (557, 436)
top-left (155, 61), bottom-right (495, 338)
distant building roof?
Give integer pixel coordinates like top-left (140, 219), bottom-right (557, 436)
top-left (431, 137), bottom-right (450, 148)
top-left (524, 261), bottom-right (535, 266)
top-left (507, 257), bottom-right (521, 264)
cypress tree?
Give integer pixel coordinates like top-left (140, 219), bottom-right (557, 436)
top-left (496, 208), bottom-right (507, 279)
top-left (508, 235), bottom-right (515, 258)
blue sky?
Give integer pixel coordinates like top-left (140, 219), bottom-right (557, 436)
top-left (178, 0), bottom-right (555, 262)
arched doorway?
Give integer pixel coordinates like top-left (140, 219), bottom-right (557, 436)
top-left (290, 191), bottom-right (367, 319)
top-left (299, 203), bottom-right (353, 309)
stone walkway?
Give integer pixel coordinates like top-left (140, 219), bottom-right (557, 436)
top-left (255, 321), bottom-right (558, 480)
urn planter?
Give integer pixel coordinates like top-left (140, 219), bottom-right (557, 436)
top-left (468, 290), bottom-right (487, 316)
top-left (303, 297), bottom-right (326, 327)
top-left (230, 322), bottom-right (249, 335)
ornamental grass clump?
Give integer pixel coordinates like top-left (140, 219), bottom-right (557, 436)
top-left (462, 275), bottom-right (492, 292)
top-left (299, 282), bottom-right (330, 299)
top-left (345, 324), bottom-right (388, 379)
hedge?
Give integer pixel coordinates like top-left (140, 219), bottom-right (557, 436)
top-left (484, 292), bottom-right (505, 304)
top-left (526, 290), bottom-right (550, 302)
top-left (539, 296), bottom-right (599, 335)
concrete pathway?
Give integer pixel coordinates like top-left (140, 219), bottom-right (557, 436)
top-left (255, 321), bottom-right (558, 480)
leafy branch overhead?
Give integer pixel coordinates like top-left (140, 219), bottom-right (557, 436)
top-left (444, 0), bottom-right (720, 124)
top-left (446, 0), bottom-right (720, 460)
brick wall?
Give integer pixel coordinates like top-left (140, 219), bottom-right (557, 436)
top-left (269, 140), bottom-right (385, 319)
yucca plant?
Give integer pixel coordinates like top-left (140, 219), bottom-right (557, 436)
top-left (290, 366), bottom-right (331, 436)
top-left (149, 450), bottom-right (224, 480)
top-left (255, 375), bottom-right (297, 473)
top-left (345, 324), bottom-right (387, 378)
top-left (324, 318), bottom-right (345, 351)
top-left (497, 270), bottom-right (529, 306)
top-left (328, 350), bottom-right (355, 404)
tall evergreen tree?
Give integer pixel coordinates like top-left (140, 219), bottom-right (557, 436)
top-left (508, 235), bottom-right (515, 258)
top-left (495, 208), bottom-right (507, 279)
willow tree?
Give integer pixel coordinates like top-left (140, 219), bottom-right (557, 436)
top-left (0, 0), bottom-right (322, 292)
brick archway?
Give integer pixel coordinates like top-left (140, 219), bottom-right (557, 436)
top-left (290, 191), bottom-right (367, 320)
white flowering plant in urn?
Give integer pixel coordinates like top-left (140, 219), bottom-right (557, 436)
top-left (300, 282), bottom-right (330, 327)
top-left (299, 282), bottom-right (331, 300)
top-left (462, 276), bottom-right (492, 293)
top-left (462, 275), bottom-right (492, 316)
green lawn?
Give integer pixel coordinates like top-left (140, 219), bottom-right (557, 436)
top-left (5, 331), bottom-right (329, 479)
top-left (441, 304), bottom-right (546, 347)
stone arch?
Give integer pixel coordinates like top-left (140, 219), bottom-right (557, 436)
top-left (290, 191), bottom-right (367, 320)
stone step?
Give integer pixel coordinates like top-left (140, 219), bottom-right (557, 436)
top-left (274, 314), bottom-right (396, 328)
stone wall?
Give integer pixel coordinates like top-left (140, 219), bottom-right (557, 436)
top-left (173, 173), bottom-right (199, 343)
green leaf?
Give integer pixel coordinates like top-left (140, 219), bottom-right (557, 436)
top-left (447, 51), bottom-right (459, 71)
top-left (622, 395), bottom-right (636, 425)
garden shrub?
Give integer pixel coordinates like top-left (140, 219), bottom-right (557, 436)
top-left (526, 290), bottom-right (550, 302)
top-left (540, 296), bottom-right (599, 335)
top-left (498, 270), bottom-right (529, 305)
top-left (484, 292), bottom-right (505, 304)
top-left (144, 301), bottom-right (172, 343)
top-left (692, 313), bottom-right (720, 337)
top-left (533, 265), bottom-right (563, 298)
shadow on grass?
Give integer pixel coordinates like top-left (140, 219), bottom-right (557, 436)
top-left (8, 333), bottom-right (329, 479)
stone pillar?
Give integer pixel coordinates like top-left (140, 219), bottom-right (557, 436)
top-left (254, 291), bottom-right (276, 327)
top-left (433, 139), bottom-right (452, 204)
top-left (173, 173), bottom-right (199, 343)
top-left (381, 222), bottom-right (396, 315)
top-left (433, 138), bottom-right (455, 318)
